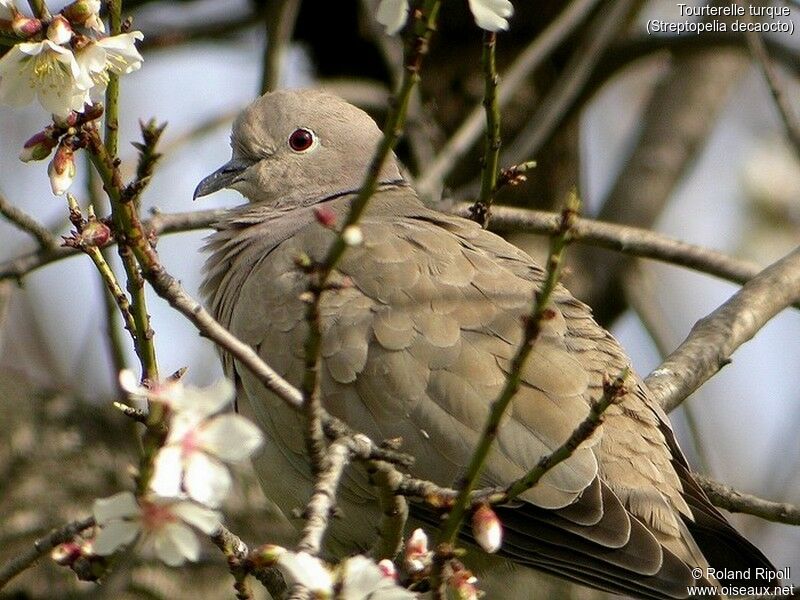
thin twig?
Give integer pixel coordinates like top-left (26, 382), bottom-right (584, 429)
top-left (210, 526), bottom-right (255, 600)
top-left (505, 368), bottom-right (628, 501)
top-left (471, 31), bottom-right (501, 228)
top-left (0, 192), bottom-right (57, 249)
top-left (0, 516), bottom-right (95, 590)
top-left (2, 204), bottom-right (791, 310)
top-left (646, 245), bottom-right (800, 412)
top-left (315, 0), bottom-right (441, 290)
top-left (26, 0), bottom-right (49, 19)
top-left (740, 0), bottom-right (800, 159)
top-left (695, 474), bottom-right (800, 526)
top-left (261, 0), bottom-right (301, 93)
top-left (368, 460), bottom-right (410, 560)
top-left (434, 192), bottom-right (580, 573)
top-left (500, 0), bottom-right (637, 170)
top-left (296, 438), bottom-right (354, 556)
top-left (416, 0), bottom-right (601, 199)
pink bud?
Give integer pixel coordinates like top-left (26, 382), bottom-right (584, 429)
top-left (449, 568), bottom-right (479, 600)
top-left (51, 542), bottom-right (82, 566)
top-left (47, 15), bottom-right (73, 45)
top-left (48, 144), bottom-right (76, 195)
top-left (403, 528), bottom-right (429, 573)
top-left (12, 15), bottom-right (43, 37)
top-left (20, 130), bottom-right (58, 162)
top-left (313, 205), bottom-right (336, 228)
top-left (81, 220), bottom-right (111, 247)
top-left (377, 559), bottom-right (397, 580)
top-left (472, 504), bottom-right (502, 553)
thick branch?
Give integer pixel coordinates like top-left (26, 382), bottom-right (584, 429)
top-left (646, 246), bottom-right (800, 412)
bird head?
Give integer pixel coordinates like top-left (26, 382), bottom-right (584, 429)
top-left (193, 89), bottom-right (403, 207)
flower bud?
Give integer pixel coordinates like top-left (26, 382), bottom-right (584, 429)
top-left (403, 528), bottom-right (429, 573)
top-left (449, 568), bottom-right (479, 600)
top-left (52, 542), bottom-right (82, 566)
top-left (20, 130), bottom-right (58, 162)
top-left (250, 544), bottom-right (286, 567)
top-left (342, 225), bottom-right (363, 246)
top-left (377, 559), bottom-right (397, 580)
top-left (471, 504), bottom-right (502, 553)
top-left (313, 205), bottom-right (336, 229)
top-left (47, 15), bottom-right (73, 45)
top-left (81, 220), bottom-right (111, 247)
top-left (11, 15), bottom-right (43, 37)
top-left (61, 0), bottom-right (103, 29)
top-left (48, 144), bottom-right (76, 195)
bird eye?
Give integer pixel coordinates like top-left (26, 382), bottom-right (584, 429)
top-left (288, 128), bottom-right (316, 153)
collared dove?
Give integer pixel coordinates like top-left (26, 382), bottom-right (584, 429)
top-left (195, 89), bottom-right (776, 599)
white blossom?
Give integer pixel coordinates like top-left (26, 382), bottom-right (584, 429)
top-left (141, 376), bottom-right (263, 507)
top-left (0, 40), bottom-right (89, 117)
top-left (376, 0), bottom-right (409, 35)
top-left (75, 31), bottom-right (143, 102)
top-left (468, 0), bottom-right (514, 31)
top-left (261, 547), bottom-right (334, 597)
top-left (375, 0), bottom-right (513, 35)
top-left (92, 491), bottom-right (220, 567)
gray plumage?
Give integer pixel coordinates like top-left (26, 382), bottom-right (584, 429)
top-left (196, 89), bottom-right (775, 599)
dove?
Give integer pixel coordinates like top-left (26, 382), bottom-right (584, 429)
top-left (195, 89), bottom-right (777, 599)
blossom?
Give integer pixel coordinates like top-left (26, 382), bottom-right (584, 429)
top-left (403, 528), bottom-right (430, 573)
top-left (376, 0), bottom-right (409, 35)
top-left (468, 0), bottom-right (514, 31)
top-left (376, 0), bottom-right (513, 34)
top-left (254, 546), bottom-right (333, 597)
top-left (47, 143), bottom-right (76, 195)
top-left (0, 4), bottom-right (142, 118)
top-left (75, 31), bottom-right (143, 102)
top-left (92, 491), bottom-right (220, 566)
top-left (471, 504), bottom-right (502, 553)
top-left (145, 377), bottom-right (264, 507)
top-left (0, 40), bottom-right (89, 117)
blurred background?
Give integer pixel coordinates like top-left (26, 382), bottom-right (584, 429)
top-left (1, 0), bottom-right (799, 597)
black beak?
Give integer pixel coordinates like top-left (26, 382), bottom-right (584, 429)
top-left (193, 158), bottom-right (251, 199)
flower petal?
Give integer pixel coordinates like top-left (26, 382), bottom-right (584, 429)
top-left (153, 522), bottom-right (199, 566)
top-left (171, 500), bottom-right (221, 535)
top-left (93, 520), bottom-right (140, 555)
top-left (376, 0), bottom-right (409, 35)
top-left (93, 491), bottom-right (139, 523)
top-left (198, 414), bottom-right (264, 462)
top-left (172, 378), bottom-right (234, 416)
top-left (149, 446), bottom-right (184, 498)
top-left (184, 452), bottom-right (231, 507)
top-left (467, 0), bottom-right (514, 31)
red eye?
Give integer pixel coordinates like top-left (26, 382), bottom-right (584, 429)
top-left (288, 128), bottom-right (316, 152)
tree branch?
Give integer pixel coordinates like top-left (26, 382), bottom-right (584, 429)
top-left (646, 246), bottom-right (800, 412)
top-left (0, 516), bottom-right (94, 590)
top-left (0, 191), bottom-right (57, 249)
top-left (695, 474), bottom-right (800, 526)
